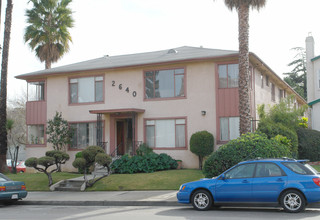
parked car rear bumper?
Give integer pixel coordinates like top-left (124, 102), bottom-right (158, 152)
top-left (0, 191), bottom-right (28, 200)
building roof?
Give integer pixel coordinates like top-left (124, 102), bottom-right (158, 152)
top-left (16, 46), bottom-right (238, 79)
top-left (308, 98), bottom-right (320, 106)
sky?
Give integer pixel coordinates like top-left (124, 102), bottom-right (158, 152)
top-left (1, 0), bottom-right (320, 100)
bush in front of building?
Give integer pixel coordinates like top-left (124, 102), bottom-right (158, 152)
top-left (257, 120), bottom-right (298, 156)
top-left (136, 143), bottom-right (154, 156)
top-left (111, 153), bottom-right (178, 174)
top-left (203, 132), bottom-right (291, 178)
top-left (297, 128), bottom-right (320, 162)
top-left (190, 131), bottom-right (214, 170)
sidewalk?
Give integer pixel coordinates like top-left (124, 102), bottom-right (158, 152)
top-left (20, 190), bottom-right (182, 207)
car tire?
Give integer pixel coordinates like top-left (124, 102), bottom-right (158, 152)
top-left (191, 190), bottom-right (213, 211)
top-left (280, 190), bottom-right (306, 213)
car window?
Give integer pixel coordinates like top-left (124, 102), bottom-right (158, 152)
top-left (282, 162), bottom-right (315, 175)
top-left (0, 173), bottom-right (11, 181)
top-left (225, 163), bottom-right (255, 179)
top-left (255, 163), bottom-right (285, 177)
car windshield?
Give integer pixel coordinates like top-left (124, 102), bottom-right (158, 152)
top-left (282, 162), bottom-right (317, 175)
top-left (0, 173), bottom-right (11, 181)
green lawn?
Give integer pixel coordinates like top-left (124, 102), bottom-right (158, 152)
top-left (6, 165), bottom-right (319, 192)
top-left (6, 169), bottom-right (204, 191)
top-left (7, 172), bottom-right (83, 191)
top-left (87, 169), bottom-right (204, 191)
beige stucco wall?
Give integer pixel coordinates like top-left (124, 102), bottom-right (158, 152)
top-left (42, 61), bottom-right (218, 171)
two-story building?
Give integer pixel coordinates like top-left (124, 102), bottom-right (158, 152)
top-left (16, 46), bottom-right (306, 170)
top-left (306, 35), bottom-right (320, 131)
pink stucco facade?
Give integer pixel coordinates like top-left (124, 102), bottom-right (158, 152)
top-left (17, 47), bottom-right (306, 171)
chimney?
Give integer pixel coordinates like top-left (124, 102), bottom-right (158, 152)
top-left (306, 33), bottom-right (315, 102)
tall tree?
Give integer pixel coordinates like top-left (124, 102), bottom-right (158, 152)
top-left (24, 0), bottom-right (74, 69)
top-left (283, 47), bottom-right (307, 100)
top-left (0, 0), bottom-right (13, 173)
top-left (217, 0), bottom-right (266, 135)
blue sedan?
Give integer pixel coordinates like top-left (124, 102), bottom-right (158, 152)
top-left (0, 173), bottom-right (27, 202)
top-left (177, 158), bottom-right (320, 213)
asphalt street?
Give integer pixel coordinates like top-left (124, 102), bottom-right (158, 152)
top-left (1, 205), bottom-right (320, 220)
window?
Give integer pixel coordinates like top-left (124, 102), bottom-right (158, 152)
top-left (261, 74), bottom-right (264, 88)
top-left (218, 64), bottom-right (239, 88)
top-left (282, 162), bottom-right (316, 175)
top-left (318, 70), bottom-right (320, 89)
top-left (70, 76), bottom-right (103, 104)
top-left (255, 163), bottom-right (285, 177)
top-left (225, 163), bottom-right (255, 179)
top-left (70, 122), bottom-right (101, 149)
top-left (28, 125), bottom-right (45, 144)
top-left (28, 81), bottom-right (45, 101)
top-left (145, 68), bottom-right (185, 99)
top-left (271, 83), bottom-right (275, 101)
top-left (220, 117), bottom-right (240, 141)
top-left (279, 89), bottom-right (283, 100)
top-left (266, 75), bottom-right (269, 87)
top-left (145, 118), bottom-right (186, 148)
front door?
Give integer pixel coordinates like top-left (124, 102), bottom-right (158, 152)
top-left (116, 121), bottom-right (125, 155)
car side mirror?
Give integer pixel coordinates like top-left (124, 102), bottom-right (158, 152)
top-left (220, 174), bottom-right (225, 180)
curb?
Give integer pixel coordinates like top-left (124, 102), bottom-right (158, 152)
top-left (19, 200), bottom-right (184, 207)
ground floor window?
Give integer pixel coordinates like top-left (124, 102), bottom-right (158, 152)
top-left (28, 125), bottom-right (45, 145)
top-left (145, 118), bottom-right (186, 148)
top-left (70, 122), bottom-right (100, 149)
top-left (220, 117), bottom-right (240, 141)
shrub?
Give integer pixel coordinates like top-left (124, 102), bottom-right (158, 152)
top-left (45, 150), bottom-right (70, 172)
top-left (111, 153), bottom-right (178, 174)
top-left (203, 132), bottom-right (291, 178)
top-left (190, 131), bottom-right (214, 170)
top-left (257, 121), bottom-right (298, 156)
top-left (297, 128), bottom-right (320, 161)
top-left (136, 143), bottom-right (153, 156)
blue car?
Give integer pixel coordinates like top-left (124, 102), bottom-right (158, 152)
top-left (177, 158), bottom-right (320, 213)
top-left (0, 173), bottom-right (27, 202)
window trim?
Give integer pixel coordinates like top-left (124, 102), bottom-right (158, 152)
top-left (143, 67), bottom-right (187, 101)
top-left (68, 75), bottom-right (105, 105)
top-left (144, 117), bottom-right (188, 150)
top-left (218, 63), bottom-right (239, 89)
top-left (27, 79), bottom-right (46, 102)
top-left (68, 120), bottom-right (104, 151)
top-left (27, 124), bottom-right (46, 147)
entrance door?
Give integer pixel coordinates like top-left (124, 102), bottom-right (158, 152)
top-left (116, 121), bottom-right (125, 155)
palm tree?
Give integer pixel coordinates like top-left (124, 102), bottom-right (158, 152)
top-left (24, 0), bottom-right (74, 69)
top-left (218, 0), bottom-right (266, 135)
top-left (0, 0), bottom-right (13, 173)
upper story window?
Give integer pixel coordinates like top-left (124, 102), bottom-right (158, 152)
top-left (144, 68), bottom-right (185, 99)
top-left (266, 75), bottom-right (270, 87)
top-left (261, 74), bottom-right (264, 88)
top-left (70, 76), bottom-right (103, 104)
top-left (271, 83), bottom-right (275, 101)
top-left (28, 81), bottom-right (45, 101)
top-left (318, 70), bottom-right (320, 89)
top-left (218, 64), bottom-right (239, 88)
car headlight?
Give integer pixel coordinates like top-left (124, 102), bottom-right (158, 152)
top-left (179, 185), bottom-right (186, 191)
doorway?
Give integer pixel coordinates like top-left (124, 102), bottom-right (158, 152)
top-left (116, 118), bottom-right (133, 155)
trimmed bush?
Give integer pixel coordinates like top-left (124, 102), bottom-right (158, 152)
top-left (111, 153), bottom-right (178, 174)
top-left (136, 143), bottom-right (153, 156)
top-left (297, 128), bottom-right (320, 161)
top-left (257, 121), bottom-right (298, 156)
top-left (190, 131), bottom-right (214, 170)
top-left (203, 132), bottom-right (291, 178)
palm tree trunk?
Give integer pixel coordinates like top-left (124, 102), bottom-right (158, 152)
top-left (0, 0), bottom-right (13, 172)
top-left (238, 3), bottom-right (251, 135)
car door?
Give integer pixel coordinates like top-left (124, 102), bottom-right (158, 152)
top-left (215, 163), bottom-right (256, 202)
top-left (251, 162), bottom-right (288, 202)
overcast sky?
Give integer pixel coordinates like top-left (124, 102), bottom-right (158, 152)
top-left (1, 0), bottom-right (320, 100)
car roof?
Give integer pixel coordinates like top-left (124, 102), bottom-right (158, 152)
top-left (239, 158), bottom-right (309, 164)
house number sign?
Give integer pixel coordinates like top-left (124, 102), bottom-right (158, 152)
top-left (112, 80), bottom-right (137, 97)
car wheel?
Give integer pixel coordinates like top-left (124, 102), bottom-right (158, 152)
top-left (191, 190), bottom-right (213, 211)
top-left (280, 190), bottom-right (306, 213)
